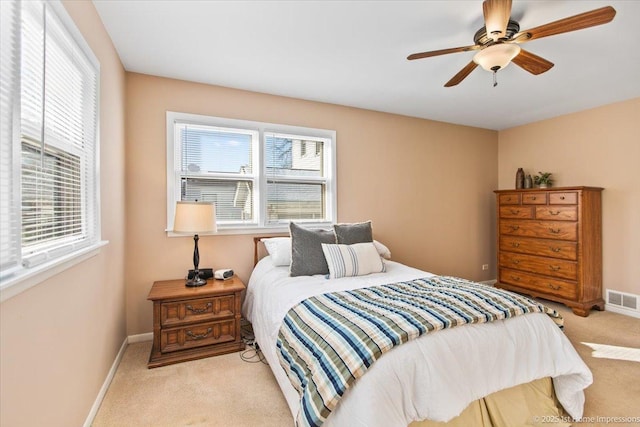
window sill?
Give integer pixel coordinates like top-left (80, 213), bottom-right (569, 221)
top-left (166, 222), bottom-right (332, 237)
top-left (0, 240), bottom-right (109, 303)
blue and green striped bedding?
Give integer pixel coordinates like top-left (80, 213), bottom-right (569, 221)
top-left (276, 275), bottom-right (562, 427)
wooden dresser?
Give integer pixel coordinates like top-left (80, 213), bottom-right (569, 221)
top-left (147, 276), bottom-right (245, 368)
top-left (494, 187), bottom-right (604, 316)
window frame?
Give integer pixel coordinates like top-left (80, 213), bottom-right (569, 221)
top-left (166, 111), bottom-right (337, 235)
top-left (0, 0), bottom-right (105, 301)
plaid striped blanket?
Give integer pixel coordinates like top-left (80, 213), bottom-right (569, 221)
top-left (276, 276), bottom-right (562, 427)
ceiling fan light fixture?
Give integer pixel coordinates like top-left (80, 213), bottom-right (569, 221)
top-left (473, 43), bottom-right (521, 71)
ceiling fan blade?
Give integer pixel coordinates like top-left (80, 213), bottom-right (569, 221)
top-left (512, 49), bottom-right (554, 75)
top-left (444, 61), bottom-right (478, 87)
top-left (483, 0), bottom-right (512, 41)
top-left (407, 45), bottom-right (480, 61)
top-left (515, 6), bottom-right (616, 42)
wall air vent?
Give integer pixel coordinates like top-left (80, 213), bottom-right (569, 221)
top-left (606, 289), bottom-right (640, 318)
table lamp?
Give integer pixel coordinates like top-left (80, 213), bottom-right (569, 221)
top-left (173, 201), bottom-right (217, 287)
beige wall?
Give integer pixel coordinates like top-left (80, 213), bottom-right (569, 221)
top-left (0, 2), bottom-right (127, 427)
top-left (498, 97), bottom-right (640, 296)
top-left (125, 73), bottom-right (498, 335)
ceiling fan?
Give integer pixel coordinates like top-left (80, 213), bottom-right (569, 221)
top-left (407, 0), bottom-right (616, 87)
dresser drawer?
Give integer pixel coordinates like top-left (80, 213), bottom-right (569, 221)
top-left (535, 206), bottom-right (578, 221)
top-left (161, 319), bottom-right (236, 353)
top-left (499, 236), bottom-right (578, 261)
top-left (499, 206), bottom-right (533, 219)
top-left (499, 252), bottom-right (577, 280)
top-left (499, 268), bottom-right (577, 300)
top-left (161, 295), bottom-right (235, 327)
top-left (549, 192), bottom-right (578, 205)
top-left (522, 193), bottom-right (547, 205)
top-left (500, 220), bottom-right (578, 241)
top-left (499, 193), bottom-right (521, 205)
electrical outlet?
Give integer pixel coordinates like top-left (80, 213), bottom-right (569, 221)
top-left (482, 264), bottom-right (489, 271)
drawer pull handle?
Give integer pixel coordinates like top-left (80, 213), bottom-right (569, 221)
top-left (509, 225), bottom-right (520, 231)
top-left (531, 196), bottom-right (537, 200)
top-left (560, 196), bottom-right (565, 200)
top-left (511, 242), bottom-right (520, 248)
top-left (510, 209), bottom-right (520, 214)
top-left (551, 247), bottom-right (561, 253)
top-left (548, 284), bottom-right (561, 291)
top-left (549, 228), bottom-right (561, 234)
top-left (510, 275), bottom-right (521, 281)
top-left (186, 302), bottom-right (212, 314)
top-left (186, 328), bottom-right (213, 340)
top-left (549, 266), bottom-right (561, 271)
top-left (512, 259), bottom-right (520, 264)
top-left (549, 210), bottom-right (561, 215)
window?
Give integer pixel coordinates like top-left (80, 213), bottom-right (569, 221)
top-left (0, 0), bottom-right (101, 289)
top-left (167, 112), bottom-right (336, 233)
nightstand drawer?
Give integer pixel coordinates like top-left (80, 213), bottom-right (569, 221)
top-left (161, 295), bottom-right (235, 327)
top-left (161, 319), bottom-right (236, 353)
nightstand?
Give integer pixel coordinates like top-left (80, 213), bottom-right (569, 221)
top-left (147, 276), bottom-right (246, 368)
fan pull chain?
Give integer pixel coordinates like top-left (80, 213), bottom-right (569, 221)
top-left (493, 70), bottom-right (498, 87)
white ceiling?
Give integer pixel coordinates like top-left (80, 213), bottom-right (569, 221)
top-left (93, 0), bottom-right (640, 130)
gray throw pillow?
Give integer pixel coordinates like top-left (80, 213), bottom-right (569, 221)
top-left (334, 221), bottom-right (373, 245)
top-left (290, 222), bottom-right (336, 277)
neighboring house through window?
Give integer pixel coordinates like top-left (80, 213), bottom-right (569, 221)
top-left (166, 112), bottom-right (337, 233)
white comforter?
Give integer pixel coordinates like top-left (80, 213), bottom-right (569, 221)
top-left (242, 257), bottom-right (592, 427)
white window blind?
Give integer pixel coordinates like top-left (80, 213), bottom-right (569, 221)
top-left (167, 112), bottom-right (336, 232)
top-left (0, 0), bottom-right (22, 275)
top-left (176, 122), bottom-right (258, 225)
top-left (0, 0), bottom-right (100, 284)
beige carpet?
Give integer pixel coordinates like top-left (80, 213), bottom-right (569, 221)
top-left (93, 302), bottom-right (640, 427)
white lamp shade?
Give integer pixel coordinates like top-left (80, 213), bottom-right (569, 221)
top-left (173, 201), bottom-right (217, 233)
top-left (473, 43), bottom-right (521, 71)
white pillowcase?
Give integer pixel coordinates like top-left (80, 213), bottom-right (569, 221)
top-left (321, 242), bottom-right (386, 279)
top-left (261, 237), bottom-right (391, 267)
top-left (373, 240), bottom-right (391, 260)
top-left (261, 237), bottom-right (292, 266)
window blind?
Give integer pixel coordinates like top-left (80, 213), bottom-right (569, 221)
top-left (0, 0), bottom-right (100, 282)
top-left (0, 0), bottom-right (21, 275)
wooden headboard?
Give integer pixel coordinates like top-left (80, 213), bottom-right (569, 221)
top-left (253, 235), bottom-right (287, 266)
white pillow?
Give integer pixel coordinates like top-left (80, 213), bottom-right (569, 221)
top-left (373, 240), bottom-right (391, 260)
top-left (321, 242), bottom-right (386, 279)
top-left (261, 237), bottom-right (292, 266)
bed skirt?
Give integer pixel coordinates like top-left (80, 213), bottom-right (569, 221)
top-left (410, 377), bottom-right (571, 427)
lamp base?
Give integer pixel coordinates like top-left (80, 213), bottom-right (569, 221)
top-left (185, 276), bottom-right (207, 287)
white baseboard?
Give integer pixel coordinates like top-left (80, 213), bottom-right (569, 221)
top-left (128, 332), bottom-right (153, 343)
top-left (83, 337), bottom-right (128, 427)
top-left (82, 332), bottom-right (153, 426)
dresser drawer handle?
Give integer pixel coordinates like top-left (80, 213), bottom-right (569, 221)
top-left (549, 210), bottom-right (561, 215)
top-left (548, 284), bottom-right (561, 291)
top-left (531, 196), bottom-right (537, 200)
top-left (509, 225), bottom-right (520, 231)
top-left (186, 328), bottom-right (213, 340)
top-left (551, 247), bottom-right (561, 253)
top-left (549, 228), bottom-right (561, 234)
top-left (510, 209), bottom-right (520, 214)
top-left (560, 196), bottom-right (565, 200)
top-left (186, 302), bottom-right (212, 314)
top-left (549, 266), bottom-right (561, 271)
top-left (512, 259), bottom-right (520, 264)
top-left (510, 275), bottom-right (521, 281)
top-left (511, 242), bottom-right (520, 248)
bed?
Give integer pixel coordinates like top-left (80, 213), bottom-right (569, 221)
top-left (242, 230), bottom-right (592, 427)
